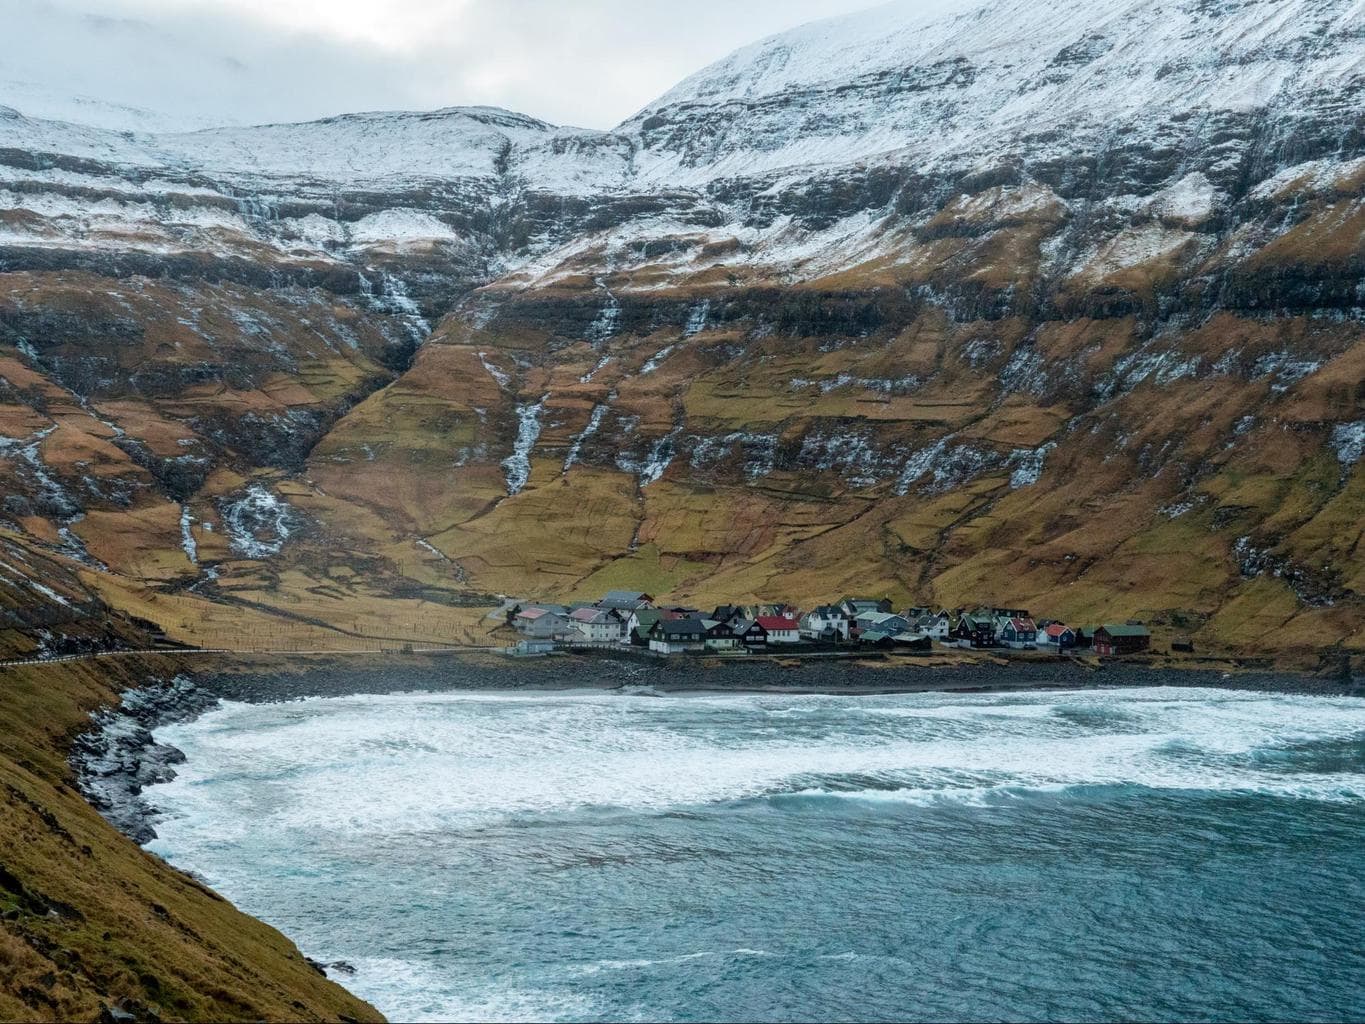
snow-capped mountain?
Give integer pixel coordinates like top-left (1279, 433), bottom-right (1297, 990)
top-left (0, 0), bottom-right (1362, 662)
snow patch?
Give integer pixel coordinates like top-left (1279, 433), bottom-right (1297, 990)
top-left (1329, 421), bottom-right (1365, 466)
top-left (563, 404), bottom-right (608, 472)
top-left (501, 396), bottom-right (548, 495)
top-left (478, 352), bottom-right (511, 389)
top-left (1008, 443), bottom-right (1055, 488)
top-left (179, 505), bottom-right (198, 566)
top-left (219, 485), bottom-right (297, 559)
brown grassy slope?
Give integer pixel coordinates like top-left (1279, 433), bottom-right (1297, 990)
top-left (0, 656), bottom-right (381, 1023)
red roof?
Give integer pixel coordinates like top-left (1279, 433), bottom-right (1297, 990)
top-left (1045, 623), bottom-right (1072, 637)
top-left (1010, 617), bottom-right (1037, 631)
top-left (756, 616), bottom-right (799, 630)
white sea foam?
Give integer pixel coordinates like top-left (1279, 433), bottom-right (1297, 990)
top-left (149, 688), bottom-right (1365, 849)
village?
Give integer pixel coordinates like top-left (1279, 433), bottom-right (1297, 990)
top-left (503, 590), bottom-right (1158, 660)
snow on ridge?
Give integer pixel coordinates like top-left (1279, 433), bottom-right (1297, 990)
top-left (5, 0), bottom-right (1358, 198)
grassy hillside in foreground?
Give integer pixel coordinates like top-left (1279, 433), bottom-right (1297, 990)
top-left (0, 655), bottom-right (382, 1023)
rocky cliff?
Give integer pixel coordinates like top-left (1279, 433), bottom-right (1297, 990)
top-left (0, 0), bottom-right (1362, 661)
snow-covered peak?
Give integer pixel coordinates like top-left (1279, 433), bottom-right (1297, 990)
top-left (625, 0), bottom-right (1365, 185)
top-left (0, 77), bottom-right (230, 133)
top-left (633, 0), bottom-right (990, 110)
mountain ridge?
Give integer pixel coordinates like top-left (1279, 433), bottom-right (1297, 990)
top-left (0, 0), bottom-right (1361, 665)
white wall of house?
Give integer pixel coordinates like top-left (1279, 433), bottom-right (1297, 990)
top-left (801, 613), bottom-right (849, 640)
top-left (574, 619), bottom-right (622, 642)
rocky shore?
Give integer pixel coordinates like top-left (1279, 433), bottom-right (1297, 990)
top-left (70, 676), bottom-right (219, 845)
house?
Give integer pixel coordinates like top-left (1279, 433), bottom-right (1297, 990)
top-left (997, 616), bottom-right (1038, 649)
top-left (569, 607), bottom-right (624, 643)
top-left (915, 610), bottom-right (953, 640)
top-left (711, 605), bottom-right (748, 627)
top-left (736, 619), bottom-right (769, 649)
top-left (756, 615), bottom-right (801, 644)
top-left (1093, 624), bottom-right (1152, 656)
top-left (840, 597), bottom-right (893, 618)
top-left (1073, 627), bottom-right (1096, 649)
top-left (856, 611), bottom-right (912, 634)
top-left (512, 638), bottom-right (556, 656)
top-left (703, 619), bottom-right (742, 651)
top-left (859, 630), bottom-right (898, 649)
top-left (598, 590), bottom-right (654, 611)
top-left (991, 607), bottom-right (1030, 620)
top-left (658, 604), bottom-right (702, 618)
top-left (1042, 623), bottom-right (1077, 649)
top-left (954, 612), bottom-right (996, 648)
top-left (513, 606), bottom-right (571, 639)
top-left (800, 605), bottom-right (850, 641)
top-left (892, 632), bottom-right (933, 651)
top-left (648, 618), bottom-right (707, 654)
top-left (628, 609), bottom-right (665, 646)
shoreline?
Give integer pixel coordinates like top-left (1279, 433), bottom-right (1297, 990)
top-left (198, 649), bottom-right (1362, 703)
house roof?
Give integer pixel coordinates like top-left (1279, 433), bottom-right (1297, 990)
top-left (809, 605), bottom-right (844, 617)
top-left (861, 630), bottom-right (893, 642)
top-left (516, 607), bottom-right (549, 620)
top-left (863, 611), bottom-right (905, 625)
top-left (632, 609), bottom-right (664, 628)
top-left (570, 607), bottom-right (618, 624)
top-left (655, 618), bottom-right (707, 638)
top-left (1097, 623), bottom-right (1151, 637)
top-left (1009, 617), bottom-right (1037, 631)
top-left (603, 590), bottom-right (649, 602)
top-left (1045, 623), bottom-right (1073, 637)
top-left (756, 615), bottom-right (799, 630)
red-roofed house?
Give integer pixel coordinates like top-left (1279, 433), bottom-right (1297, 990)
top-left (755, 615), bottom-right (801, 644)
top-left (1043, 623), bottom-right (1076, 649)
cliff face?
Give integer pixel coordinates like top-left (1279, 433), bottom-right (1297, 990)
top-left (0, 0), bottom-right (1362, 661)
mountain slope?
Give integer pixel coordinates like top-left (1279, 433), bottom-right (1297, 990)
top-left (0, 0), bottom-right (1361, 665)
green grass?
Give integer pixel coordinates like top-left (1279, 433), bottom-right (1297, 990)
top-left (0, 656), bottom-right (382, 1023)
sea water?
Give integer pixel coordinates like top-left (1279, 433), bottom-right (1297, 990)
top-left (145, 686), bottom-right (1365, 1022)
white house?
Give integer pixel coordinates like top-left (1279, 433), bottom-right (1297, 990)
top-left (514, 606), bottom-right (570, 639)
top-left (915, 610), bottom-right (953, 640)
top-left (568, 607), bottom-right (624, 642)
top-left (756, 615), bottom-right (801, 644)
top-left (800, 605), bottom-right (850, 641)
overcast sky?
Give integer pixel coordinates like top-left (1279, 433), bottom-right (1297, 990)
top-left (0, 0), bottom-right (969, 131)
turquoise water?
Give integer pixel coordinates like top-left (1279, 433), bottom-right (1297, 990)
top-left (146, 687), bottom-right (1365, 1022)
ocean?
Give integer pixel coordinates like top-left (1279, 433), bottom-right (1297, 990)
top-left (145, 686), bottom-right (1365, 1022)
